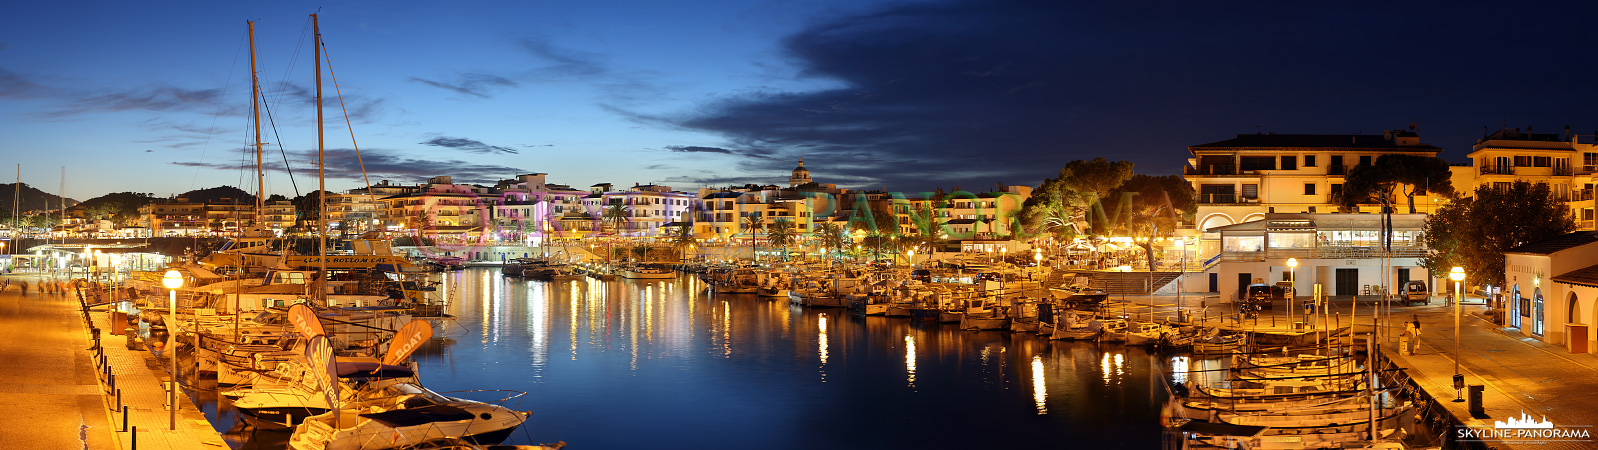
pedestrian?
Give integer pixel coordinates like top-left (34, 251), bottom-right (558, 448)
top-left (1408, 314), bottom-right (1422, 354)
top-left (19, 280), bottom-right (28, 296)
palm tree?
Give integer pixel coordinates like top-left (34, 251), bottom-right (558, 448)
top-left (602, 202), bottom-right (629, 235)
top-left (767, 220), bottom-right (796, 261)
top-left (743, 214), bottom-right (764, 261)
top-left (669, 224), bottom-right (696, 261)
top-left (815, 222), bottom-right (846, 263)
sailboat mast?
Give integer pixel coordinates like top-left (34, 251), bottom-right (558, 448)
top-left (313, 13), bottom-right (327, 306)
top-left (248, 21), bottom-right (266, 223)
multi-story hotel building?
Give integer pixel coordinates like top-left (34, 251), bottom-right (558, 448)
top-left (1465, 127), bottom-right (1597, 230)
top-left (1186, 130), bottom-right (1444, 234)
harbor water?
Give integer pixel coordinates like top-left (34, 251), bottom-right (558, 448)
top-left (210, 267), bottom-right (1175, 448)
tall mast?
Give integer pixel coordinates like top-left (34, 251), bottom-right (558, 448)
top-left (313, 13), bottom-right (327, 306)
top-left (248, 21), bottom-right (266, 225)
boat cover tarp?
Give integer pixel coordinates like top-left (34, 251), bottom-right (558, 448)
top-left (335, 361), bottom-right (415, 378)
top-left (1176, 419), bottom-right (1265, 436)
top-left (359, 404), bottom-right (474, 427)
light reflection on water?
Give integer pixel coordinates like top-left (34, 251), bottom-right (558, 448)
top-left (207, 268), bottom-right (1173, 449)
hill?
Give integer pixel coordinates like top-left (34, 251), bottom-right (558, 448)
top-left (177, 186), bottom-right (255, 204)
top-left (0, 183), bottom-right (78, 214)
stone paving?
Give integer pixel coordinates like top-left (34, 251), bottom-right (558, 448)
top-left (1387, 297), bottom-right (1598, 450)
top-left (0, 274), bottom-right (226, 450)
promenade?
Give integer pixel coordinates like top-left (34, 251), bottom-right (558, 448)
top-left (1386, 297), bottom-right (1598, 449)
top-left (0, 274), bottom-right (226, 450)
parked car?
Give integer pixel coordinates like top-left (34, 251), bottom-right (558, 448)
top-left (1403, 280), bottom-right (1429, 305)
top-left (1245, 283), bottom-right (1282, 310)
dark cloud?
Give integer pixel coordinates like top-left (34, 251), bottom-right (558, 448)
top-left (0, 67), bottom-right (45, 99)
top-left (664, 145), bottom-right (733, 154)
top-left (173, 148), bottom-right (523, 186)
top-left (518, 36), bottom-right (608, 79)
top-left (662, 0), bottom-right (1598, 191)
top-left (408, 73), bottom-right (518, 98)
top-left (421, 136), bottom-right (518, 154)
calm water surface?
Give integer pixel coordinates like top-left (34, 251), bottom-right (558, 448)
top-left (216, 267), bottom-right (1177, 449)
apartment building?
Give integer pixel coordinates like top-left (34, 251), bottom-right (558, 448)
top-left (1465, 127), bottom-right (1597, 229)
top-left (147, 198), bottom-right (207, 236)
top-left (1186, 130), bottom-right (1444, 236)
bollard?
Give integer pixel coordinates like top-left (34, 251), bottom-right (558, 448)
top-left (109, 373), bottom-right (115, 394)
top-left (131, 426), bottom-right (137, 450)
top-left (122, 410), bottom-right (128, 432)
top-left (116, 388), bottom-right (122, 412)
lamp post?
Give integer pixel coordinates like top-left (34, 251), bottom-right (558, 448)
top-left (161, 269), bottom-right (184, 430)
top-left (1450, 266), bottom-right (1465, 400)
top-left (1287, 257), bottom-right (1299, 327)
top-left (907, 248), bottom-right (916, 269)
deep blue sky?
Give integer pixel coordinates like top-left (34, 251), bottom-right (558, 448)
top-left (4, 1), bottom-right (1598, 200)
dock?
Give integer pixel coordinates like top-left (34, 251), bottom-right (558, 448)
top-left (0, 274), bottom-right (226, 450)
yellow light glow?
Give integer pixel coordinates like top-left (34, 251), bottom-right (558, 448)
top-left (1450, 266), bottom-right (1465, 282)
top-left (161, 270), bottom-right (183, 289)
top-left (905, 335), bottom-right (917, 386)
top-left (1031, 355), bottom-right (1047, 415)
top-left (1287, 257), bottom-right (1298, 268)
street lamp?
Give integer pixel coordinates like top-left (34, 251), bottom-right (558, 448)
top-left (161, 269), bottom-right (184, 429)
top-left (1287, 257), bottom-right (1299, 326)
top-left (1450, 266), bottom-right (1465, 401)
top-left (907, 248), bottom-right (916, 268)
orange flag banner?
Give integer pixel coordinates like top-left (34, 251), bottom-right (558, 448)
top-left (288, 304), bottom-right (325, 338)
top-left (382, 320), bottom-right (434, 366)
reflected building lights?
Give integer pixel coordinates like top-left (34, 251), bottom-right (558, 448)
top-left (1031, 355), bottom-right (1047, 415)
top-left (528, 282), bottom-right (548, 376)
top-left (1100, 353), bottom-right (1111, 385)
top-left (722, 300), bottom-right (731, 358)
top-left (1169, 356), bottom-right (1189, 384)
top-left (905, 335), bottom-right (917, 387)
top-left (570, 285), bottom-right (579, 360)
top-left (818, 314), bottom-right (829, 368)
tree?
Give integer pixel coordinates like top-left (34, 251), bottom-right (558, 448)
top-left (767, 220), bottom-right (796, 261)
top-left (1334, 154), bottom-right (1455, 213)
top-left (815, 222), bottom-right (847, 263)
top-left (743, 214), bottom-right (764, 260)
top-left (1422, 182), bottom-right (1574, 287)
top-left (602, 202), bottom-right (629, 234)
top-left (669, 224), bottom-right (696, 261)
top-left (1018, 158), bottom-right (1135, 238)
top-left (1104, 174), bottom-right (1197, 272)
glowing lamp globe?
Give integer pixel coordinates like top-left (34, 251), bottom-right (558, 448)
top-left (162, 270), bottom-right (184, 290)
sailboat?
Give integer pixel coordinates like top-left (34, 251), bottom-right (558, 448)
top-left (275, 15), bottom-right (528, 449)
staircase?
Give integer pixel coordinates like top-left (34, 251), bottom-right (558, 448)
top-left (1052, 270), bottom-right (1182, 295)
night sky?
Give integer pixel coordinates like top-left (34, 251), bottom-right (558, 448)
top-left (4, 1), bottom-right (1598, 200)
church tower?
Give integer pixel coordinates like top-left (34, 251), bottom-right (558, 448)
top-left (788, 159), bottom-right (812, 187)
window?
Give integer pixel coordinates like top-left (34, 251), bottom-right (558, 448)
top-left (1514, 155), bottom-right (1532, 167)
top-left (1493, 182), bottom-right (1511, 191)
top-left (1281, 155), bottom-right (1297, 170)
top-left (1307, 206), bottom-right (1317, 213)
top-left (1304, 183), bottom-right (1316, 195)
top-left (1586, 153), bottom-right (1598, 168)
top-left (1330, 184), bottom-right (1342, 196)
top-left (1304, 155), bottom-right (1317, 167)
top-left (1240, 156), bottom-right (1276, 171)
top-left (1359, 155), bottom-right (1372, 166)
top-left (1585, 209), bottom-right (1594, 221)
top-left (1241, 184), bottom-right (1259, 199)
top-left (1533, 156), bottom-right (1551, 167)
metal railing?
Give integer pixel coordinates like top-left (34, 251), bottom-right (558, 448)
top-left (1218, 246), bottom-right (1429, 261)
top-left (1185, 165), bottom-right (1238, 176)
top-left (1479, 165), bottom-right (1515, 175)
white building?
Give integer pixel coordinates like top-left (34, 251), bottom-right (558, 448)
top-left (1204, 213), bottom-right (1430, 300)
top-left (1503, 231), bottom-right (1598, 350)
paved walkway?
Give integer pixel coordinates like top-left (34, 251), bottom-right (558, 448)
top-left (0, 274), bottom-right (225, 450)
top-left (1385, 298), bottom-right (1598, 450)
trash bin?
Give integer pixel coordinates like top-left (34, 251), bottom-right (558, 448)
top-left (1399, 335), bottom-right (1412, 355)
top-left (1294, 321), bottom-right (1306, 330)
top-left (1468, 384), bottom-right (1485, 415)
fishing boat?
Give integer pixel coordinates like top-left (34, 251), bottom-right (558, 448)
top-left (616, 262), bottom-right (674, 279)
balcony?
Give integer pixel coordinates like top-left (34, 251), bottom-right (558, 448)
top-left (1220, 246), bottom-right (1429, 261)
top-left (1554, 167), bottom-right (1574, 176)
top-left (1328, 165), bottom-right (1347, 176)
top-left (1479, 165), bottom-right (1514, 175)
top-left (1197, 194), bottom-right (1258, 205)
top-left (1185, 165), bottom-right (1238, 176)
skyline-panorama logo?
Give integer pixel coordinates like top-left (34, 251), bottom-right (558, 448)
top-left (1457, 411), bottom-right (1592, 444)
